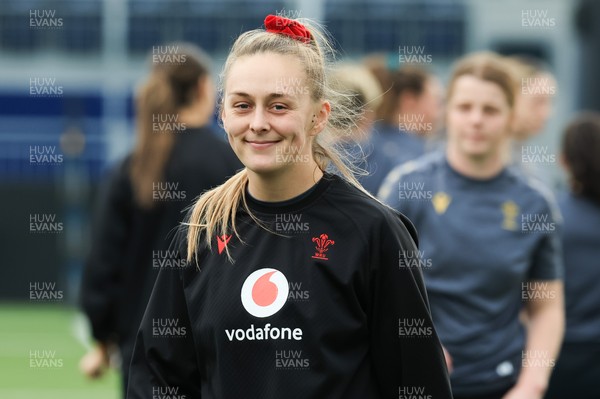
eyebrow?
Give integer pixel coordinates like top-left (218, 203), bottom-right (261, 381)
top-left (228, 92), bottom-right (292, 101)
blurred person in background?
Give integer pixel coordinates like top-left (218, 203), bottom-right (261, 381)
top-left (510, 56), bottom-right (556, 142)
top-left (329, 62), bottom-right (383, 183)
top-left (361, 65), bottom-right (444, 194)
top-left (363, 53), bottom-right (394, 122)
top-left (546, 112), bottom-right (600, 399)
top-left (505, 56), bottom-right (557, 186)
top-left (379, 52), bottom-right (564, 399)
top-left (78, 43), bottom-right (241, 396)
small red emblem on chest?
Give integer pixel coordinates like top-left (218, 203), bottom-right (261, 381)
top-left (217, 234), bottom-right (232, 254)
top-left (311, 233), bottom-right (335, 260)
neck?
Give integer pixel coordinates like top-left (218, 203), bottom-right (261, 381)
top-left (446, 145), bottom-right (505, 180)
top-left (247, 163), bottom-right (323, 202)
top-left (178, 101), bottom-right (212, 127)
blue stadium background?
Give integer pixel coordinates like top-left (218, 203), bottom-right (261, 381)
top-left (0, 0), bottom-right (597, 304)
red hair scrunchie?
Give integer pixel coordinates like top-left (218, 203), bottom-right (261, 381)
top-left (264, 14), bottom-right (312, 44)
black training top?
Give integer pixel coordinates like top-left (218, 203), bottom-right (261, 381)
top-left (127, 173), bottom-right (452, 399)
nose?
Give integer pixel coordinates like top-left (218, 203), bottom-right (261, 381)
top-left (469, 108), bottom-right (484, 126)
top-left (250, 108), bottom-right (270, 133)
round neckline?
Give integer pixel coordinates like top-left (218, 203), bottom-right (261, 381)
top-left (244, 173), bottom-right (335, 214)
top-left (443, 155), bottom-right (507, 185)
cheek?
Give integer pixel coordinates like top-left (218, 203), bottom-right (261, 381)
top-left (227, 132), bottom-right (235, 148)
top-left (278, 116), bottom-right (309, 141)
top-left (491, 114), bottom-right (512, 137)
top-left (537, 101), bottom-right (550, 116)
top-left (223, 114), bottom-right (245, 137)
top-left (445, 121), bottom-right (461, 142)
top-left (447, 110), bottom-right (463, 131)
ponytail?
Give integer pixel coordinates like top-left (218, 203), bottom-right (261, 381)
top-left (130, 73), bottom-right (177, 209)
top-left (129, 44), bottom-right (211, 209)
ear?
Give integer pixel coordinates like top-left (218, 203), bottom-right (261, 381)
top-left (221, 107), bottom-right (228, 128)
top-left (309, 100), bottom-right (331, 137)
top-left (219, 92), bottom-right (227, 127)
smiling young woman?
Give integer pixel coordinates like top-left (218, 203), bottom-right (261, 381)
top-left (221, 51), bottom-right (327, 197)
top-left (126, 15), bottom-right (452, 399)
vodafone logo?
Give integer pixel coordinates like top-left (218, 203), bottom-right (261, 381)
top-left (227, 269), bottom-right (302, 341)
top-left (241, 268), bottom-right (289, 318)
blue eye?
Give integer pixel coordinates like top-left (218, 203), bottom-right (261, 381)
top-left (273, 104), bottom-right (287, 111)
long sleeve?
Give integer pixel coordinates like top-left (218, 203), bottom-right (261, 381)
top-left (127, 265), bottom-right (202, 398)
top-left (369, 209), bottom-right (452, 398)
top-left (80, 159), bottom-right (132, 342)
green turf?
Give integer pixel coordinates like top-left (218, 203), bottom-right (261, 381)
top-left (0, 303), bottom-right (120, 399)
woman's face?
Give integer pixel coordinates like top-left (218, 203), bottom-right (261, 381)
top-left (446, 75), bottom-right (513, 160)
top-left (221, 52), bottom-right (328, 176)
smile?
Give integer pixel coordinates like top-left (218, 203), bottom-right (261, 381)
top-left (245, 140), bottom-right (281, 149)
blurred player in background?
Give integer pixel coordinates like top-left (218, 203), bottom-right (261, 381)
top-left (78, 43), bottom-right (241, 396)
top-left (329, 62), bottom-right (383, 183)
top-left (546, 112), bottom-right (600, 399)
top-left (361, 65), bottom-right (443, 194)
top-left (506, 56), bottom-right (557, 186)
top-left (510, 56), bottom-right (557, 142)
top-left (379, 52), bottom-right (564, 399)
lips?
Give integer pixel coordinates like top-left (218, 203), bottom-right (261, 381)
top-left (245, 139), bottom-right (281, 149)
top-left (464, 134), bottom-right (486, 142)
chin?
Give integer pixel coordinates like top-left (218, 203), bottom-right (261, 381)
top-left (462, 144), bottom-right (491, 159)
top-left (244, 161), bottom-right (283, 176)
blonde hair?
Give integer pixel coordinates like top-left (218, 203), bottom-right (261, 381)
top-left (330, 63), bottom-right (383, 114)
top-left (185, 18), bottom-right (370, 263)
top-left (447, 51), bottom-right (518, 108)
top-left (130, 44), bottom-right (211, 209)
